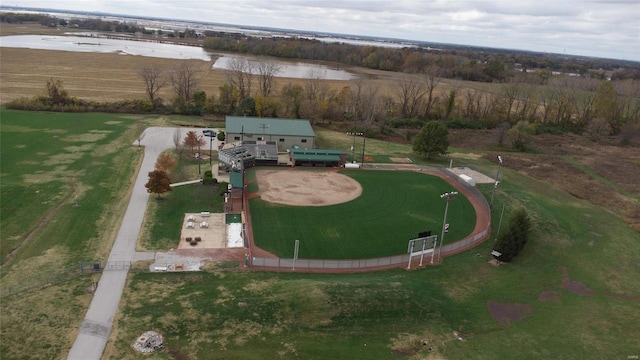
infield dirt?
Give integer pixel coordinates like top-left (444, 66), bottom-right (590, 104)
top-left (254, 169), bottom-right (362, 206)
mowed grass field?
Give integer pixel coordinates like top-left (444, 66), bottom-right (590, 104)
top-left (0, 109), bottom-right (142, 358)
top-left (249, 169), bottom-right (476, 259)
top-left (105, 170), bottom-right (640, 359)
top-left (1, 109), bottom-right (638, 359)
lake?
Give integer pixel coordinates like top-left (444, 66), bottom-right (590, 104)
top-left (211, 53), bottom-right (355, 80)
top-left (0, 34), bottom-right (356, 80)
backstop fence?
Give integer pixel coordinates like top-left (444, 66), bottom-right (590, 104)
top-left (251, 167), bottom-right (492, 271)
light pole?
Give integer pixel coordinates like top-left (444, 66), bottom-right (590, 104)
top-left (438, 191), bottom-right (458, 262)
top-left (203, 129), bottom-right (216, 168)
top-left (259, 123), bottom-right (269, 141)
top-left (197, 135), bottom-right (203, 176)
top-left (495, 203), bottom-right (506, 242)
top-left (490, 155), bottom-right (503, 208)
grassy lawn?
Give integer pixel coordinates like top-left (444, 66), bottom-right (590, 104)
top-left (138, 183), bottom-right (227, 251)
top-left (104, 160), bottom-right (640, 360)
top-left (249, 169), bottom-right (476, 259)
top-left (315, 129), bottom-right (414, 162)
top-left (0, 109), bottom-right (141, 358)
top-left (0, 109), bottom-right (140, 272)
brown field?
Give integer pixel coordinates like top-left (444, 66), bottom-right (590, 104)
top-left (0, 23), bottom-right (465, 104)
top-left (450, 129), bottom-right (640, 230)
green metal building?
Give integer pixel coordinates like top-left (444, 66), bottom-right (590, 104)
top-left (225, 116), bottom-right (315, 151)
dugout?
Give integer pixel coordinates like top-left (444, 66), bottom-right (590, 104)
top-left (289, 147), bottom-right (346, 167)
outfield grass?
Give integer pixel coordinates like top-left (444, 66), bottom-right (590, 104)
top-left (104, 159), bottom-right (640, 360)
top-left (250, 169), bottom-right (476, 259)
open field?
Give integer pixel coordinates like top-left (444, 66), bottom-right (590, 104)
top-left (2, 22), bottom-right (639, 359)
top-left (0, 109), bottom-right (142, 358)
top-left (249, 169), bottom-right (476, 259)
top-left (1, 109), bottom-right (638, 359)
top-left (103, 169), bottom-right (640, 359)
top-left (0, 22), bottom-right (465, 106)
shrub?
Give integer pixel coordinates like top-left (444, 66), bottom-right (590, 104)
top-left (218, 181), bottom-right (229, 195)
top-left (202, 170), bottom-right (217, 185)
top-left (494, 209), bottom-right (532, 262)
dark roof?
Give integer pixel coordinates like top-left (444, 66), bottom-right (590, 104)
top-left (226, 116), bottom-right (315, 137)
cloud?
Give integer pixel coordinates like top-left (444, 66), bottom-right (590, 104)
top-left (9, 0), bottom-right (640, 60)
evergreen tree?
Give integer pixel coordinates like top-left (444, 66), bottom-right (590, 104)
top-left (495, 209), bottom-right (531, 262)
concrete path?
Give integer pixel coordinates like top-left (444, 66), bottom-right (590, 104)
top-left (67, 127), bottom-right (220, 360)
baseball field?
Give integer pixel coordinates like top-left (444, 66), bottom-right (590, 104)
top-left (248, 168), bottom-right (476, 259)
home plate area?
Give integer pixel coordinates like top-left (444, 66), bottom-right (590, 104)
top-left (178, 213), bottom-right (243, 249)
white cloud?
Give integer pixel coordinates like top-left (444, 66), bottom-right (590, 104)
top-left (8, 0), bottom-right (640, 60)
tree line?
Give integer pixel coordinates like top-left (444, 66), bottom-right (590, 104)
top-left (201, 32), bottom-right (640, 81)
top-left (7, 58), bottom-right (640, 150)
top-left (4, 12), bottom-right (639, 149)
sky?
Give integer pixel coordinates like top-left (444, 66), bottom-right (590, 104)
top-left (8, 0), bottom-right (640, 61)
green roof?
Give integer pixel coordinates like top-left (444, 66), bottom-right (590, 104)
top-left (290, 148), bottom-right (345, 155)
top-left (229, 171), bottom-right (244, 188)
top-left (226, 116), bottom-right (315, 137)
top-left (293, 154), bottom-right (341, 162)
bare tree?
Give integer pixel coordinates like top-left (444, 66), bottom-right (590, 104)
top-left (256, 61), bottom-right (280, 97)
top-left (304, 69), bottom-right (323, 101)
top-left (173, 128), bottom-right (182, 150)
top-left (46, 78), bottom-right (69, 105)
top-left (502, 81), bottom-right (524, 123)
top-left (138, 66), bottom-right (167, 104)
top-left (615, 79), bottom-right (640, 123)
top-left (225, 58), bottom-right (254, 100)
top-left (360, 84), bottom-right (380, 130)
top-left (136, 120), bottom-right (146, 146)
top-left (423, 68), bottom-right (441, 119)
top-left (170, 62), bottom-right (201, 103)
top-left (394, 77), bottom-right (425, 118)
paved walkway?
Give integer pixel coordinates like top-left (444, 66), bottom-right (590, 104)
top-left (67, 127), bottom-right (220, 360)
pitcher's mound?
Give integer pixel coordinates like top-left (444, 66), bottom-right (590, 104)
top-left (256, 170), bottom-right (362, 206)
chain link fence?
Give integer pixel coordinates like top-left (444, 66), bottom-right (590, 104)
top-left (251, 167), bottom-right (491, 271)
top-left (0, 265), bottom-right (85, 299)
top-left (1, 260), bottom-right (133, 299)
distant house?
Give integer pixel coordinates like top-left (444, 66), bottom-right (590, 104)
top-left (225, 116), bottom-right (315, 152)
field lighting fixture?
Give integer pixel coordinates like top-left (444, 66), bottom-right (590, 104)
top-left (438, 191), bottom-right (458, 262)
top-left (490, 155), bottom-right (503, 208)
top-left (203, 129), bottom-right (216, 167)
